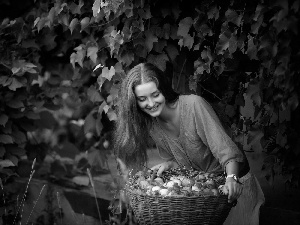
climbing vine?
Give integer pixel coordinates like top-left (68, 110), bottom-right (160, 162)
top-left (0, 0), bottom-right (299, 190)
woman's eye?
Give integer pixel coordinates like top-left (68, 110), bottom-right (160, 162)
top-left (153, 93), bottom-right (160, 97)
top-left (137, 97), bottom-right (146, 102)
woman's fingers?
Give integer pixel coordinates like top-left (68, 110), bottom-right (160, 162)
top-left (157, 165), bottom-right (166, 176)
top-left (227, 182), bottom-right (243, 203)
top-left (150, 162), bottom-right (172, 176)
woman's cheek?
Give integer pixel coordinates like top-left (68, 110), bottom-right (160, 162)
top-left (137, 101), bottom-right (146, 110)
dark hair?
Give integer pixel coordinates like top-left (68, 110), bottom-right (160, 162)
top-left (113, 63), bottom-right (179, 169)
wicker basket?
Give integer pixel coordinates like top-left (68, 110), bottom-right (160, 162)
top-left (126, 188), bottom-right (233, 225)
top-left (125, 170), bottom-right (235, 225)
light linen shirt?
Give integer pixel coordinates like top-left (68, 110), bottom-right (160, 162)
top-left (150, 94), bottom-right (244, 173)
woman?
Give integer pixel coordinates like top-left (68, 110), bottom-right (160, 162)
top-left (114, 63), bottom-right (265, 225)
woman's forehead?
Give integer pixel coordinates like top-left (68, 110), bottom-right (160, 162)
top-left (134, 81), bottom-right (158, 96)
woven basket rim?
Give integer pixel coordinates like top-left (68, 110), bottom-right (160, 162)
top-left (125, 185), bottom-right (228, 200)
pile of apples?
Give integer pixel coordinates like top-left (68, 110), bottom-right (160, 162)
top-left (127, 168), bottom-right (228, 197)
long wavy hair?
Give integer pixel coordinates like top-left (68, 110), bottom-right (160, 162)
top-left (113, 63), bottom-right (179, 169)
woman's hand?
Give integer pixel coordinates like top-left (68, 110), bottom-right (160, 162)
top-left (150, 161), bottom-right (175, 176)
top-left (224, 177), bottom-right (243, 203)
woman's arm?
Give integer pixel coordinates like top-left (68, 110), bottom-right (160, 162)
top-left (225, 160), bottom-right (243, 203)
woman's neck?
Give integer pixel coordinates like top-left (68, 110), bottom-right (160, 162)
top-left (158, 100), bottom-right (179, 124)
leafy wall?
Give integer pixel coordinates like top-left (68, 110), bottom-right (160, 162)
top-left (0, 0), bottom-right (299, 189)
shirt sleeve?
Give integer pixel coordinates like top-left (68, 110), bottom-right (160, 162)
top-left (191, 95), bottom-right (244, 169)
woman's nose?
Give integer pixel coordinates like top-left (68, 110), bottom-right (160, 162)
top-left (147, 98), bottom-right (155, 107)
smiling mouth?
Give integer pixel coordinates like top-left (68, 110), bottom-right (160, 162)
top-left (147, 105), bottom-right (159, 112)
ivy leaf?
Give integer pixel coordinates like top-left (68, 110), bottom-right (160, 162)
top-left (207, 6), bottom-right (219, 20)
top-left (177, 17), bottom-right (193, 37)
top-left (6, 99), bottom-right (24, 109)
top-left (147, 53), bottom-right (169, 71)
top-left (251, 15), bottom-right (263, 34)
top-left (165, 44), bottom-right (179, 62)
top-left (70, 45), bottom-right (86, 68)
top-left (291, 1), bottom-right (299, 12)
top-left (138, 5), bottom-right (152, 19)
top-left (0, 159), bottom-right (15, 168)
top-left (6, 145), bottom-right (26, 156)
top-left (87, 46), bottom-right (98, 64)
top-left (0, 76), bottom-right (9, 86)
top-left (216, 31), bottom-right (230, 55)
top-left (84, 111), bottom-right (96, 134)
top-left (247, 36), bottom-right (258, 60)
top-left (120, 50), bottom-right (134, 66)
top-left (47, 7), bottom-right (56, 25)
top-left (153, 39), bottom-right (167, 53)
top-left (25, 111), bottom-right (40, 120)
top-left (247, 127), bottom-right (264, 146)
top-left (37, 17), bottom-right (47, 32)
top-left (253, 4), bottom-right (264, 21)
top-left (69, 18), bottom-right (78, 34)
top-left (161, 8), bottom-right (171, 18)
top-left (189, 76), bottom-right (197, 92)
top-left (22, 39), bottom-right (40, 49)
top-left (246, 80), bottom-right (259, 97)
top-left (9, 78), bottom-right (24, 91)
top-left (225, 105), bottom-right (235, 118)
top-left (251, 92), bottom-right (261, 106)
top-left (201, 48), bottom-right (213, 63)
top-left (178, 33), bottom-right (194, 50)
top-left (0, 114), bottom-right (9, 126)
top-left (225, 9), bottom-right (242, 26)
top-left (107, 110), bottom-right (117, 121)
top-left (104, 106), bottom-right (117, 121)
top-left (95, 115), bottom-right (103, 136)
top-left (235, 94), bottom-right (245, 107)
top-left (171, 2), bottom-right (181, 20)
top-left (11, 67), bottom-right (21, 74)
top-left (97, 76), bottom-right (106, 89)
top-left (101, 66), bottom-right (115, 81)
top-left (80, 17), bottom-right (90, 31)
top-left (11, 129), bottom-right (27, 144)
top-left (69, 0), bottom-right (84, 15)
top-left (213, 61), bottom-right (225, 76)
top-left (33, 17), bottom-right (40, 27)
top-left (145, 30), bottom-right (158, 52)
top-left (87, 86), bottom-right (104, 103)
top-left (59, 13), bottom-right (69, 26)
top-left (288, 93), bottom-right (299, 110)
top-left (228, 35), bottom-right (237, 54)
top-left (0, 146), bottom-right (5, 158)
top-left (161, 23), bottom-right (171, 39)
top-left (0, 134), bottom-right (14, 144)
top-left (92, 0), bottom-right (101, 17)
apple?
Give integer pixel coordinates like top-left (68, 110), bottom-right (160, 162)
top-left (152, 186), bottom-right (161, 192)
top-left (166, 181), bottom-right (175, 188)
top-left (159, 188), bottom-right (169, 196)
top-left (192, 186), bottom-right (200, 191)
top-left (154, 177), bottom-right (164, 184)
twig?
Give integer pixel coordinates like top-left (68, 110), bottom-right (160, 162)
top-left (198, 83), bottom-right (222, 101)
top-left (13, 169), bottom-right (35, 225)
top-left (70, 210), bottom-right (79, 225)
top-left (57, 192), bottom-right (63, 225)
top-left (176, 59), bottom-right (187, 92)
top-left (25, 184), bottom-right (46, 225)
top-left (87, 168), bottom-right (103, 225)
top-left (0, 179), bottom-right (7, 216)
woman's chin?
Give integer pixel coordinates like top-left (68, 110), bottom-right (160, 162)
top-left (146, 109), bottom-right (161, 117)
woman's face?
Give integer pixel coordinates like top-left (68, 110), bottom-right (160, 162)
top-left (134, 81), bottom-right (166, 117)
